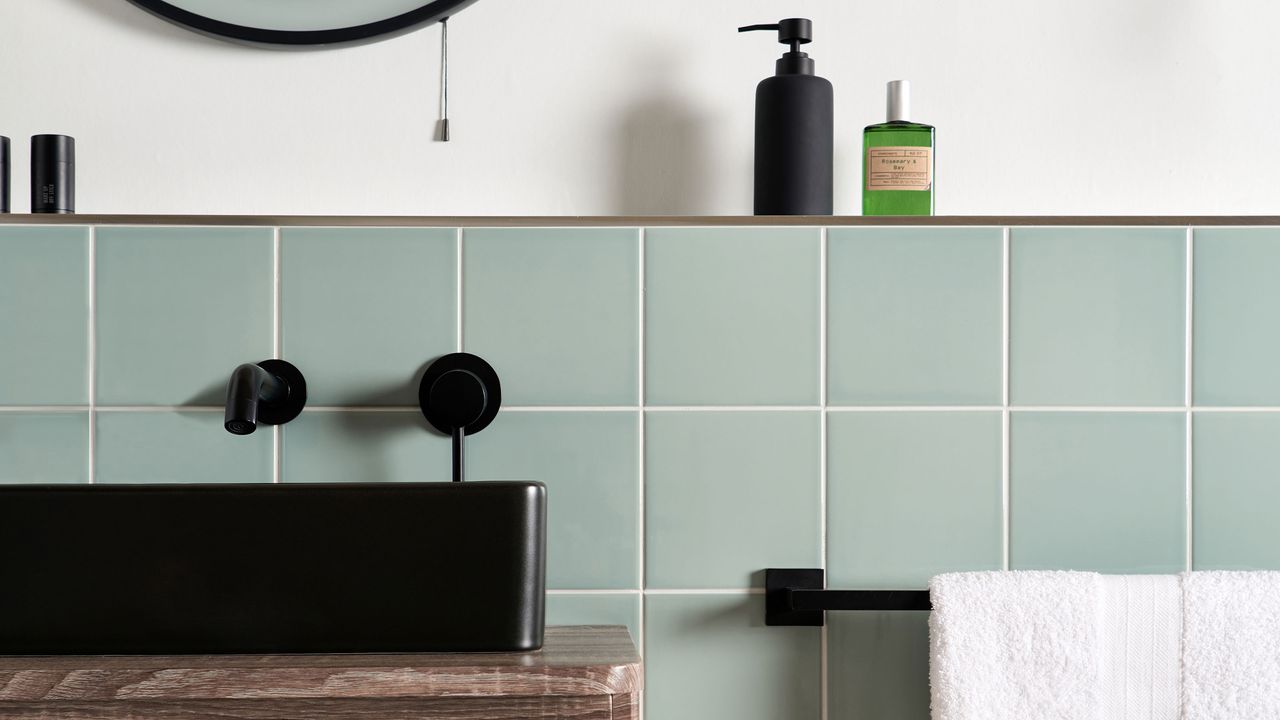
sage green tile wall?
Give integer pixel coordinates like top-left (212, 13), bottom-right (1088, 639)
top-left (5, 222), bottom-right (1280, 720)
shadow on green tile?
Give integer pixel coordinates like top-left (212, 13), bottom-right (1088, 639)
top-left (282, 228), bottom-right (456, 406)
top-left (828, 611), bottom-right (930, 720)
top-left (828, 412), bottom-right (1002, 588)
top-left (546, 593), bottom-right (640, 641)
top-left (96, 411), bottom-right (271, 483)
top-left (1010, 412), bottom-right (1185, 572)
top-left (468, 411), bottom-right (639, 589)
top-left (0, 413), bottom-right (89, 484)
top-left (646, 228), bottom-right (819, 405)
top-left (828, 228), bottom-right (1002, 405)
top-left (282, 412), bottom-right (451, 483)
top-left (1010, 228), bottom-right (1184, 405)
top-left (646, 412), bottom-right (820, 589)
top-left (464, 229), bottom-right (638, 405)
top-left (0, 227), bottom-right (88, 405)
top-left (96, 227), bottom-right (273, 405)
top-left (1193, 229), bottom-right (1280, 405)
top-left (1193, 413), bottom-right (1280, 569)
top-left (645, 594), bottom-right (820, 720)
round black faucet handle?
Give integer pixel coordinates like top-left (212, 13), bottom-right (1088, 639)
top-left (429, 369), bottom-right (487, 430)
top-left (418, 353), bottom-right (502, 437)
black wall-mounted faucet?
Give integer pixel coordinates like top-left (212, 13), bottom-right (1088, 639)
top-left (224, 359), bottom-right (307, 435)
top-left (419, 353), bottom-right (501, 481)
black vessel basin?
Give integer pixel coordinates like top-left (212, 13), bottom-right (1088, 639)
top-left (0, 482), bottom-right (546, 654)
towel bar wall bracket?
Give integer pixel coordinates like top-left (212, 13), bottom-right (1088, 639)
top-left (765, 568), bottom-right (933, 626)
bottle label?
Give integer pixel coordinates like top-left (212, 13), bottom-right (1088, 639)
top-left (866, 147), bottom-right (932, 191)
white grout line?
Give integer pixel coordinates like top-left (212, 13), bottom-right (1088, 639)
top-left (635, 227), bottom-right (647, 720)
top-left (0, 406), bottom-right (91, 412)
top-left (634, 225), bottom-right (645, 655)
top-left (1001, 227), bottom-right (1011, 569)
top-left (1003, 227), bottom-right (1011, 409)
top-left (546, 589), bottom-right (641, 596)
top-left (1185, 412), bottom-right (1194, 572)
top-left (1185, 227), bottom-right (1194, 571)
top-left (273, 227), bottom-right (282, 485)
top-left (92, 406), bottom-right (224, 413)
top-left (827, 405), bottom-right (1001, 413)
top-left (646, 405), bottom-right (821, 412)
top-left (1185, 227), bottom-right (1194, 409)
top-left (14, 403), bottom-right (1280, 413)
top-left (1002, 410), bottom-right (1011, 570)
top-left (87, 227), bottom-right (97, 485)
top-left (642, 588), bottom-right (766, 595)
top-left (1009, 406), bottom-right (1187, 413)
top-left (503, 406), bottom-right (640, 413)
top-left (456, 228), bottom-right (464, 352)
top-left (1191, 406), bottom-right (1280, 412)
top-left (818, 226), bottom-right (829, 720)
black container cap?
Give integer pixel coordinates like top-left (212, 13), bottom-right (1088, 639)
top-left (32, 134), bottom-right (75, 163)
top-left (738, 18), bottom-right (817, 76)
top-left (1, 136), bottom-right (9, 214)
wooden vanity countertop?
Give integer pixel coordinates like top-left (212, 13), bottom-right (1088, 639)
top-left (0, 625), bottom-right (642, 720)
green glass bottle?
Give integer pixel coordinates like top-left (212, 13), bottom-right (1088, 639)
top-left (863, 80), bottom-right (934, 216)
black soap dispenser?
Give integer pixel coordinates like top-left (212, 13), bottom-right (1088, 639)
top-left (739, 18), bottom-right (833, 216)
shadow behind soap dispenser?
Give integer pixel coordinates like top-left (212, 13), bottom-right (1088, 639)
top-left (739, 18), bottom-right (833, 216)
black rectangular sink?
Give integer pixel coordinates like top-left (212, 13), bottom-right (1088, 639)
top-left (0, 482), bottom-right (546, 654)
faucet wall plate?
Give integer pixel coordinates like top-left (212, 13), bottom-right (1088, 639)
top-left (419, 353), bottom-right (501, 436)
top-left (254, 359), bottom-right (307, 426)
top-left (0, 482), bottom-right (547, 654)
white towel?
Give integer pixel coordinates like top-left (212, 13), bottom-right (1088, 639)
top-left (1183, 571), bottom-right (1280, 720)
top-left (1098, 575), bottom-right (1182, 720)
top-left (929, 572), bottom-right (1184, 720)
top-left (929, 571), bottom-right (1102, 720)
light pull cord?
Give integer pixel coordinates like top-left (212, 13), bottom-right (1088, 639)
top-left (438, 17), bottom-right (450, 142)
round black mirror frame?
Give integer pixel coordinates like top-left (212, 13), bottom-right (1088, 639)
top-left (126, 0), bottom-right (480, 47)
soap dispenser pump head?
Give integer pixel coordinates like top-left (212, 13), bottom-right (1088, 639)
top-left (739, 18), bottom-right (816, 75)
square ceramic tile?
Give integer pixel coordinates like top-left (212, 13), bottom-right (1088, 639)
top-left (828, 228), bottom-right (1002, 405)
top-left (1193, 228), bottom-right (1280, 405)
top-left (282, 411), bottom-right (451, 483)
top-left (645, 412), bottom-right (820, 588)
top-left (0, 413), bottom-right (89, 483)
top-left (828, 611), bottom-right (930, 720)
top-left (464, 228), bottom-right (638, 405)
top-left (96, 227), bottom-right (273, 405)
top-left (645, 228), bottom-right (819, 405)
top-left (282, 228), bottom-right (456, 406)
top-left (645, 595), bottom-right (820, 720)
top-left (96, 411), bottom-right (271, 483)
top-left (0, 227), bottom-right (89, 405)
top-left (468, 411), bottom-right (639, 589)
top-left (545, 593), bottom-right (641, 641)
top-left (827, 412), bottom-right (1002, 588)
top-left (1192, 413), bottom-right (1280, 569)
top-left (1010, 228), bottom-right (1185, 406)
top-left (1010, 412), bottom-right (1185, 572)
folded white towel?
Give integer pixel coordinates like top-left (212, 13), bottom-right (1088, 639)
top-left (929, 571), bottom-right (1101, 720)
top-left (1098, 575), bottom-right (1181, 720)
top-left (929, 571), bottom-right (1280, 720)
top-left (1183, 571), bottom-right (1280, 720)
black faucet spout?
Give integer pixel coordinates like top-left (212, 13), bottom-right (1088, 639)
top-left (224, 359), bottom-right (307, 435)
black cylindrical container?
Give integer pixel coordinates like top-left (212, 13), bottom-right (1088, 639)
top-left (31, 134), bottom-right (75, 214)
top-left (1, 136), bottom-right (9, 213)
top-left (740, 19), bottom-right (833, 216)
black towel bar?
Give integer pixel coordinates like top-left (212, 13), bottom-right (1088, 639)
top-left (766, 568), bottom-right (932, 626)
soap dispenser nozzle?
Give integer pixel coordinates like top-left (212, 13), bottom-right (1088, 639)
top-left (738, 18), bottom-right (816, 75)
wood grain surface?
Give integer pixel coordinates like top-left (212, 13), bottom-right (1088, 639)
top-left (0, 626), bottom-right (641, 709)
top-left (0, 696), bottom-right (614, 720)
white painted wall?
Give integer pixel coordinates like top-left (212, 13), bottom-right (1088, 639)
top-left (1, 0), bottom-right (1277, 216)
